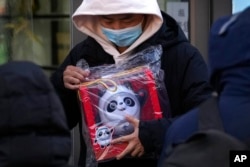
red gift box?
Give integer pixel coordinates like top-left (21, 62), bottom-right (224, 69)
top-left (78, 66), bottom-right (163, 162)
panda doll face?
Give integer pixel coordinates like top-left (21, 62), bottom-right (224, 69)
top-left (94, 126), bottom-right (113, 148)
top-left (98, 85), bottom-right (141, 136)
top-left (103, 91), bottom-right (139, 121)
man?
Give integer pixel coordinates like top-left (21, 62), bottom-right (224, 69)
top-left (0, 61), bottom-right (73, 167)
top-left (158, 6), bottom-right (250, 167)
top-left (50, 0), bottom-right (212, 166)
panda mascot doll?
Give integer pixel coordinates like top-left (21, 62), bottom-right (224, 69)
top-left (98, 83), bottom-right (146, 137)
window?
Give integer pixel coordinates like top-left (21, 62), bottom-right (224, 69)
top-left (232, 0), bottom-right (250, 13)
top-left (0, 0), bottom-right (70, 75)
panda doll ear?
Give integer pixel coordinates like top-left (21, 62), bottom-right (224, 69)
top-left (136, 89), bottom-right (147, 106)
top-left (123, 81), bottom-right (133, 90)
top-left (99, 88), bottom-right (107, 97)
top-left (122, 81), bottom-right (147, 106)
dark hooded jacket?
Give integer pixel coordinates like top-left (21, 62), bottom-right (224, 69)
top-left (0, 61), bottom-right (72, 167)
top-left (159, 7), bottom-right (250, 166)
top-left (51, 11), bottom-right (212, 166)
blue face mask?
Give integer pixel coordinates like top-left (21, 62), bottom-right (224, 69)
top-left (101, 22), bottom-right (142, 47)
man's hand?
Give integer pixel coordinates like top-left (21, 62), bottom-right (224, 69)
top-left (111, 115), bottom-right (145, 160)
top-left (63, 65), bottom-right (90, 90)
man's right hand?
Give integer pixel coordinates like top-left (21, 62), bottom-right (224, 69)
top-left (63, 65), bottom-right (90, 90)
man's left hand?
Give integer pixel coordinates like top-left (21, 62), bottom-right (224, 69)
top-left (111, 115), bottom-right (145, 160)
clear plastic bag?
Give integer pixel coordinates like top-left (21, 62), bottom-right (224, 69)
top-left (77, 45), bottom-right (170, 166)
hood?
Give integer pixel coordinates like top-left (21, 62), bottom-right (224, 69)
top-left (0, 61), bottom-right (71, 167)
top-left (208, 7), bottom-right (250, 91)
top-left (72, 0), bottom-right (163, 62)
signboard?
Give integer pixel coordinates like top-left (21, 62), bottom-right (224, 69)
top-left (166, 2), bottom-right (189, 39)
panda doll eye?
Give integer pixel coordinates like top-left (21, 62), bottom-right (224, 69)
top-left (124, 97), bottom-right (135, 106)
top-left (98, 131), bottom-right (103, 137)
top-left (105, 130), bottom-right (110, 135)
top-left (107, 100), bottom-right (117, 112)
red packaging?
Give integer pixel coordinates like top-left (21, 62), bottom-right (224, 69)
top-left (78, 66), bottom-right (163, 162)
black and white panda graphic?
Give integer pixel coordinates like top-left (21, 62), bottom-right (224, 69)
top-left (98, 83), bottom-right (146, 136)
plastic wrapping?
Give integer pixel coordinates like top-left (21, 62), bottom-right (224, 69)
top-left (77, 45), bottom-right (169, 166)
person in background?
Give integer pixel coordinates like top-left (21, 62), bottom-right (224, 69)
top-left (0, 61), bottom-right (74, 167)
top-left (50, 0), bottom-right (212, 166)
top-left (158, 6), bottom-right (250, 166)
